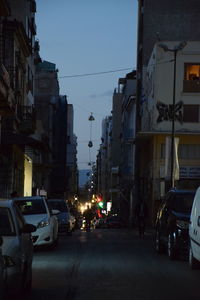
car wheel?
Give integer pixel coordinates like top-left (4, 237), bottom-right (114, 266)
top-left (168, 234), bottom-right (178, 260)
top-left (155, 230), bottom-right (164, 254)
top-left (189, 246), bottom-right (200, 270)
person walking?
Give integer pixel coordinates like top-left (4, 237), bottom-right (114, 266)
top-left (135, 200), bottom-right (148, 237)
top-left (83, 206), bottom-right (94, 231)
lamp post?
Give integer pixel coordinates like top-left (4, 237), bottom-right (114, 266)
top-left (158, 42), bottom-right (187, 188)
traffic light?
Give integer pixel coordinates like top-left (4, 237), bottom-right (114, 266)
top-left (98, 201), bottom-right (104, 209)
top-left (97, 195), bottom-right (104, 209)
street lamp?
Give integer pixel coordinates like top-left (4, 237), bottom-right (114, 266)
top-left (158, 41), bottom-right (187, 188)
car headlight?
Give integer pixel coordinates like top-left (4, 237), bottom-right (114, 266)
top-left (37, 218), bottom-right (50, 228)
top-left (176, 220), bottom-right (189, 229)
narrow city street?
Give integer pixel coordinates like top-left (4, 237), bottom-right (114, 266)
top-left (27, 228), bottom-right (200, 300)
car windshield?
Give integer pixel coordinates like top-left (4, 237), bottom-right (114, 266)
top-left (48, 200), bottom-right (68, 212)
top-left (0, 208), bottom-right (15, 236)
top-left (171, 193), bottom-right (195, 214)
top-left (15, 199), bottom-right (47, 215)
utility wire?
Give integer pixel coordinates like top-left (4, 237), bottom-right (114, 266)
top-left (59, 67), bottom-right (133, 79)
top-left (59, 59), bottom-right (174, 79)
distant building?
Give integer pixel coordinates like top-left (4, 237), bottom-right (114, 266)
top-left (34, 60), bottom-right (59, 196)
top-left (50, 95), bottom-right (69, 198)
top-left (79, 169), bottom-right (90, 188)
top-left (66, 104), bottom-right (78, 200)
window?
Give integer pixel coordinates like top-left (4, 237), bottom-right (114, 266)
top-left (183, 63), bottom-right (200, 92)
top-left (179, 144), bottom-right (200, 159)
top-left (14, 205), bottom-right (25, 232)
top-left (183, 105), bottom-right (200, 122)
top-left (185, 64), bottom-right (200, 80)
top-left (15, 199), bottom-right (47, 215)
top-left (48, 200), bottom-right (68, 213)
top-left (171, 193), bottom-right (195, 213)
top-left (160, 144), bottom-right (200, 159)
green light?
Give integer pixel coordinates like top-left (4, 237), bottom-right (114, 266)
top-left (98, 201), bottom-right (104, 209)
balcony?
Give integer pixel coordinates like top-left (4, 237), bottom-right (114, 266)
top-left (0, 64), bottom-right (15, 116)
top-left (17, 105), bottom-right (36, 134)
top-left (183, 80), bottom-right (200, 93)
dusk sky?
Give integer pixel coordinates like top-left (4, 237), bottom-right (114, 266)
top-left (36, 0), bottom-right (138, 169)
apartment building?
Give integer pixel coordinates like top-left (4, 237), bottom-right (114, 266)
top-left (136, 0), bottom-right (200, 221)
top-left (98, 116), bottom-right (112, 206)
top-left (34, 60), bottom-right (59, 196)
top-left (66, 104), bottom-right (78, 201)
top-left (141, 41), bottom-right (200, 220)
top-left (109, 83), bottom-right (123, 214)
top-left (0, 0), bottom-right (38, 197)
top-left (120, 71), bottom-right (137, 224)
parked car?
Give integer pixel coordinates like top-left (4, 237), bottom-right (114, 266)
top-left (95, 218), bottom-right (106, 229)
top-left (47, 199), bottom-right (74, 235)
top-left (14, 196), bottom-right (59, 248)
top-left (0, 199), bottom-right (36, 296)
top-left (155, 189), bottom-right (195, 260)
top-left (0, 236), bottom-right (6, 299)
top-left (105, 215), bottom-right (126, 229)
top-left (189, 186), bottom-right (200, 269)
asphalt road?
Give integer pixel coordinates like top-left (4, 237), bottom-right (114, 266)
top-left (27, 228), bottom-right (200, 300)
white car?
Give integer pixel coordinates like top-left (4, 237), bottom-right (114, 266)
top-left (189, 187), bottom-right (200, 269)
top-left (14, 196), bottom-right (59, 248)
top-left (0, 200), bottom-right (36, 296)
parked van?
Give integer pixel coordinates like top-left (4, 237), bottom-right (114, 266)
top-left (189, 187), bottom-right (200, 269)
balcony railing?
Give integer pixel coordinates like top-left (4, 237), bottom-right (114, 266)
top-left (183, 80), bottom-right (200, 93)
top-left (17, 105), bottom-right (36, 134)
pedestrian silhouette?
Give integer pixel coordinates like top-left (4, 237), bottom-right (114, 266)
top-left (135, 200), bottom-right (148, 237)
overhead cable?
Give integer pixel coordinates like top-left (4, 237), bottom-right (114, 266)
top-left (59, 68), bottom-right (133, 78)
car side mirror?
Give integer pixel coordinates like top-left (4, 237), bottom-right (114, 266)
top-left (52, 209), bottom-right (60, 215)
top-left (21, 223), bottom-right (36, 233)
top-left (0, 236), bottom-right (3, 247)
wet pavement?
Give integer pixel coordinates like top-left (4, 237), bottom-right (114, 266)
top-left (26, 228), bottom-right (200, 300)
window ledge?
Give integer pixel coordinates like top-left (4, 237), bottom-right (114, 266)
top-left (181, 92), bottom-right (200, 96)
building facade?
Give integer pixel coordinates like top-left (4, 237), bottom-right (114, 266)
top-left (140, 41), bottom-right (200, 220)
top-left (136, 0), bottom-right (200, 222)
top-left (0, 0), bottom-right (38, 197)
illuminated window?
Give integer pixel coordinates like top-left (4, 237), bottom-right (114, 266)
top-left (183, 64), bottom-right (200, 92)
top-left (185, 64), bottom-right (200, 80)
